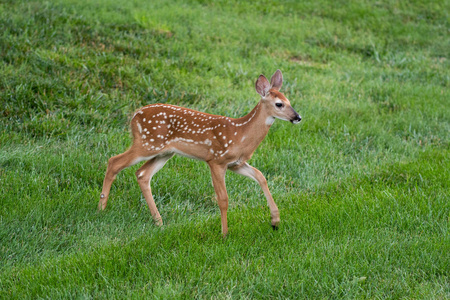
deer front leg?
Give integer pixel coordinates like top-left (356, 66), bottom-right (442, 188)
top-left (208, 163), bottom-right (229, 236)
top-left (230, 163), bottom-right (280, 229)
top-left (136, 154), bottom-right (173, 226)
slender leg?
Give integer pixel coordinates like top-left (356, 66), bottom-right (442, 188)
top-left (99, 148), bottom-right (144, 210)
top-left (135, 154), bottom-right (173, 226)
top-left (208, 163), bottom-right (229, 236)
top-left (230, 162), bottom-right (280, 229)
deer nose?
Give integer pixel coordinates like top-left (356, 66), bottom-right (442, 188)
top-left (291, 114), bottom-right (302, 124)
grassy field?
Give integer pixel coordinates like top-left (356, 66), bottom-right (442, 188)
top-left (0, 0), bottom-right (449, 298)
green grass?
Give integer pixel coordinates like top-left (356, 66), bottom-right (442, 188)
top-left (0, 0), bottom-right (449, 298)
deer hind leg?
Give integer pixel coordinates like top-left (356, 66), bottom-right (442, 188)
top-left (230, 162), bottom-right (280, 229)
top-left (208, 163), bottom-right (229, 236)
top-left (99, 148), bottom-right (143, 210)
top-left (135, 154), bottom-right (173, 226)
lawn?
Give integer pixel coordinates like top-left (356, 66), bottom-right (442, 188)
top-left (0, 0), bottom-right (449, 298)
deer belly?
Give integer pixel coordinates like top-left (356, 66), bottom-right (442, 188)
top-left (169, 140), bottom-right (213, 161)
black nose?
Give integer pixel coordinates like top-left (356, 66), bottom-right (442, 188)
top-left (291, 114), bottom-right (302, 124)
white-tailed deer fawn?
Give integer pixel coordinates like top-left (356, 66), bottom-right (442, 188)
top-left (99, 70), bottom-right (301, 235)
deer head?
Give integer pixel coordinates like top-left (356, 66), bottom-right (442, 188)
top-left (255, 69), bottom-right (302, 125)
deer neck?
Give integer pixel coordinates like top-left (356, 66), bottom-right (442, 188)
top-left (234, 100), bottom-right (272, 151)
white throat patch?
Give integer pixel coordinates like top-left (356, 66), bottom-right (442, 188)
top-left (265, 116), bottom-right (275, 125)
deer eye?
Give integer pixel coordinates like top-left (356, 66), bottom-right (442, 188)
top-left (275, 102), bottom-right (283, 108)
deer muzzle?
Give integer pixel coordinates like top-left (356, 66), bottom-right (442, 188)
top-left (290, 109), bottom-right (302, 124)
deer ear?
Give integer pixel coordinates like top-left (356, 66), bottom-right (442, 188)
top-left (255, 75), bottom-right (270, 97)
top-left (270, 69), bottom-right (283, 91)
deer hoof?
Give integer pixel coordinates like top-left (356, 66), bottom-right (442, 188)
top-left (272, 224), bottom-right (279, 231)
top-left (97, 202), bottom-right (105, 211)
top-left (154, 218), bottom-right (163, 227)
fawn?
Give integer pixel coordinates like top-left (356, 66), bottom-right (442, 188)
top-left (99, 70), bottom-right (301, 235)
